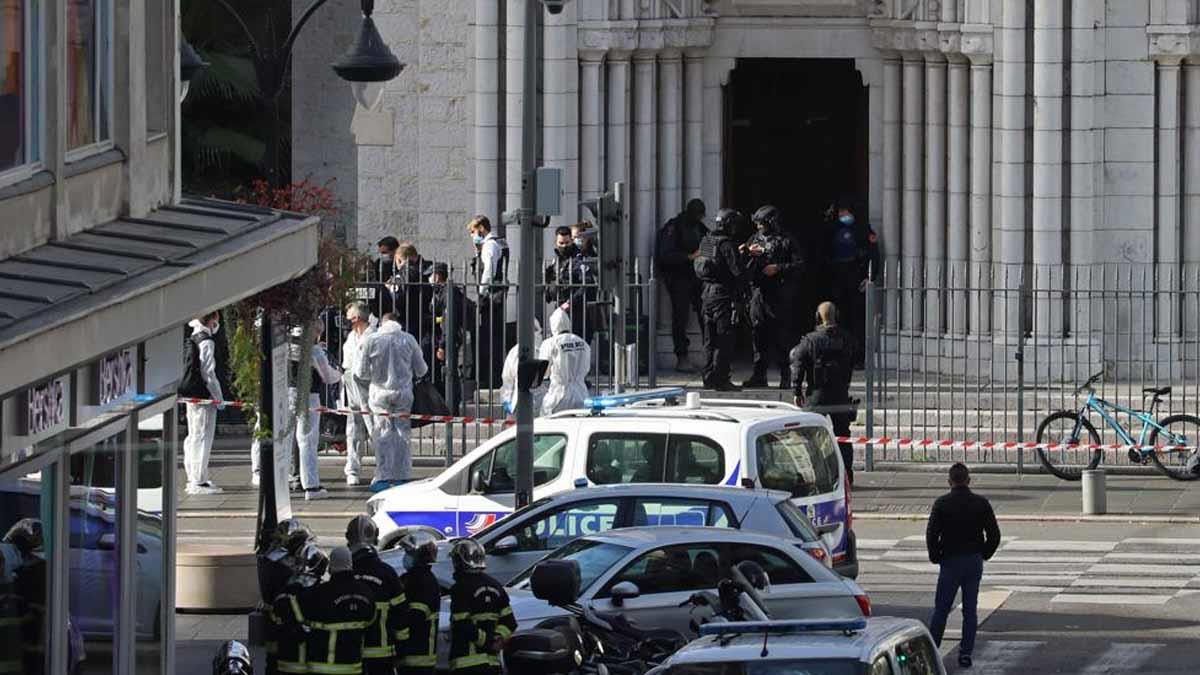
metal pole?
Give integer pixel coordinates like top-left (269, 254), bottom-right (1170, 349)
top-left (864, 269), bottom-right (875, 472)
top-left (514, 0), bottom-right (540, 510)
top-left (445, 275), bottom-right (458, 463)
top-left (255, 312), bottom-right (277, 554)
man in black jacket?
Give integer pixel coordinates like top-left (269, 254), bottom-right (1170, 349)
top-left (925, 463), bottom-right (1001, 670)
top-left (656, 199), bottom-right (709, 373)
top-left (694, 209), bottom-right (746, 392)
top-left (790, 302), bottom-right (857, 485)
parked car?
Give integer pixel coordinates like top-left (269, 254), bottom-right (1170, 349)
top-left (379, 482), bottom-right (832, 587)
top-left (368, 388), bottom-right (859, 577)
top-left (647, 617), bottom-right (946, 675)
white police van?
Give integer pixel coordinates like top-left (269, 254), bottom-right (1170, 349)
top-left (366, 388), bottom-right (859, 577)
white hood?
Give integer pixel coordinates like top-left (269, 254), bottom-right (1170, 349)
top-left (549, 307), bottom-right (571, 336)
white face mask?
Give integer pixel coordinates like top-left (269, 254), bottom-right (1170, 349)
top-left (210, 321), bottom-right (220, 335)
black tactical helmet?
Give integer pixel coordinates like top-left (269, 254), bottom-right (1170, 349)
top-left (450, 538), bottom-right (487, 573)
top-left (212, 640), bottom-right (253, 675)
top-left (276, 518), bottom-right (315, 556)
top-left (2, 518), bottom-right (43, 556)
top-left (345, 515), bottom-right (379, 551)
top-left (298, 542), bottom-right (329, 579)
top-left (734, 560), bottom-right (771, 593)
top-left (400, 530), bottom-right (440, 567)
top-left (752, 205), bottom-right (782, 233)
top-left (684, 198), bottom-right (706, 221)
top-left (713, 208), bottom-right (744, 236)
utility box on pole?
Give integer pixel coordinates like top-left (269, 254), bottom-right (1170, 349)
top-left (582, 182), bottom-right (628, 390)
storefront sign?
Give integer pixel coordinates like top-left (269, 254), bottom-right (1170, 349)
top-left (96, 349), bottom-right (136, 405)
top-left (20, 377), bottom-right (68, 437)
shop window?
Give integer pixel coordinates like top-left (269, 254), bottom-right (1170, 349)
top-left (68, 435), bottom-right (123, 675)
top-left (0, 464), bottom-right (56, 675)
top-left (0, 0), bottom-right (43, 180)
top-left (66, 0), bottom-right (111, 154)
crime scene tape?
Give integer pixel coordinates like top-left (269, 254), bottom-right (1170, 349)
top-left (178, 397), bottom-right (515, 426)
top-left (834, 436), bottom-right (1196, 453)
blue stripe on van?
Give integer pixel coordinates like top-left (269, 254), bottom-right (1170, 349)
top-left (725, 461), bottom-right (741, 486)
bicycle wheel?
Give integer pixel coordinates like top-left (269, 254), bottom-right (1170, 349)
top-left (1035, 411), bottom-right (1102, 480)
top-left (1148, 414), bottom-right (1200, 481)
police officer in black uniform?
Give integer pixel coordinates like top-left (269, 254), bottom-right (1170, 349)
top-left (790, 302), bottom-right (859, 485)
top-left (303, 547), bottom-right (378, 675)
top-left (655, 199), bottom-right (710, 373)
top-left (694, 208), bottom-right (747, 392)
top-left (743, 205), bottom-right (803, 389)
top-left (346, 516), bottom-right (406, 675)
top-left (397, 531), bottom-right (441, 675)
top-left (826, 199), bottom-right (880, 366)
top-left (3, 519), bottom-right (46, 675)
top-left (448, 539), bottom-right (516, 674)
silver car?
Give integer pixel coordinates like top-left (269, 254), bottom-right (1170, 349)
top-left (380, 483), bottom-right (833, 587)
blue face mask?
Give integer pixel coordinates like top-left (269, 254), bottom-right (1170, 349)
top-left (839, 214), bottom-right (855, 226)
top-left (573, 238), bottom-right (584, 248)
top-left (471, 234), bottom-right (485, 245)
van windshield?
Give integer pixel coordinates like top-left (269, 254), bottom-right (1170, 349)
top-left (755, 427), bottom-right (841, 497)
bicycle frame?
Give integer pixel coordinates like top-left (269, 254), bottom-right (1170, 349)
top-left (1076, 392), bottom-right (1172, 457)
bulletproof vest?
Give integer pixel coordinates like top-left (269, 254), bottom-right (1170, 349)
top-left (694, 234), bottom-right (728, 283)
top-left (810, 328), bottom-right (853, 388)
top-left (831, 224), bottom-right (859, 262)
top-left (481, 237), bottom-right (510, 285)
top-left (177, 332), bottom-right (214, 398)
top-left (289, 359), bottom-right (323, 394)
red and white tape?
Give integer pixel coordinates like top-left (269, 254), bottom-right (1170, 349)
top-left (834, 436), bottom-right (1195, 453)
top-left (179, 397), bottom-right (514, 426)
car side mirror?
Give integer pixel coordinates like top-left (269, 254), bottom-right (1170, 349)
top-left (815, 523), bottom-right (839, 537)
top-left (492, 535), bottom-right (519, 555)
top-left (610, 581), bottom-right (640, 606)
top-left (471, 470), bottom-right (490, 494)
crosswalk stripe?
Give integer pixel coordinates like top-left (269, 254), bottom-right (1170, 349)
top-left (1104, 552), bottom-right (1200, 562)
top-left (1051, 593), bottom-right (1174, 605)
top-left (1086, 563), bottom-right (1194, 575)
top-left (1121, 537), bottom-right (1200, 546)
top-left (1069, 577), bottom-right (1190, 589)
top-left (1078, 643), bottom-right (1164, 672)
top-left (962, 640), bottom-right (1042, 674)
top-left (1001, 540), bottom-right (1117, 552)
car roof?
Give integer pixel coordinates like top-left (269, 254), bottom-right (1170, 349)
top-left (545, 399), bottom-right (832, 427)
top-left (540, 483), bottom-right (793, 504)
top-left (669, 617), bottom-right (928, 664)
top-left (583, 526), bottom-right (793, 548)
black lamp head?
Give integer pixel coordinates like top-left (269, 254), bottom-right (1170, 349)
top-left (179, 34), bottom-right (209, 101)
top-left (330, 1), bottom-right (404, 85)
top-left (542, 0), bottom-right (568, 14)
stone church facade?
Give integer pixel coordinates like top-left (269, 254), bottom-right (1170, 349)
top-left (294, 0), bottom-right (1200, 373)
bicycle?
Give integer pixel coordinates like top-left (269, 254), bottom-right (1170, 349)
top-left (1035, 371), bottom-right (1200, 481)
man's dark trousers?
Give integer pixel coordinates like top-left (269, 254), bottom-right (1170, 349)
top-left (701, 301), bottom-right (735, 386)
top-left (666, 276), bottom-right (702, 359)
top-left (928, 553), bottom-right (984, 656)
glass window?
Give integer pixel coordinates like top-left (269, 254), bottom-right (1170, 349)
top-left (509, 539), bottom-right (632, 592)
top-left (134, 415), bottom-right (167, 674)
top-left (605, 544), bottom-right (722, 596)
top-left (871, 655), bottom-right (894, 675)
top-left (67, 0), bottom-right (111, 151)
top-left (727, 544), bottom-right (812, 586)
top-left (775, 499), bottom-right (820, 541)
top-left (630, 498), bottom-right (731, 529)
top-left (586, 433), bottom-right (667, 484)
top-left (68, 435), bottom-right (123, 675)
top-left (0, 0), bottom-right (41, 175)
top-left (663, 661), bottom-right (863, 674)
top-left (666, 436), bottom-right (724, 485)
top-left (469, 434), bottom-right (567, 494)
top-left (895, 636), bottom-right (939, 675)
top-left (0, 464), bottom-right (55, 675)
top-left (756, 427), bottom-right (841, 497)
top-left (508, 499), bottom-right (620, 552)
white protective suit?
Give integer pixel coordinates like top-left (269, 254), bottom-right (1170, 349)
top-left (278, 338), bottom-right (342, 492)
top-left (341, 316), bottom-right (378, 479)
top-left (500, 320), bottom-right (545, 418)
top-left (356, 320), bottom-right (428, 484)
top-left (538, 308), bottom-right (592, 416)
top-left (183, 319), bottom-right (224, 492)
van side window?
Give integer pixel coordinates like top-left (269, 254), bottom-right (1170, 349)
top-left (666, 436), bottom-right (725, 485)
top-left (586, 433), bottom-right (668, 484)
top-left (469, 434), bottom-right (568, 494)
top-left (755, 427), bottom-right (841, 497)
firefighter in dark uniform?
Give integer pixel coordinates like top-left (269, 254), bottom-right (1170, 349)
top-left (260, 518), bottom-right (313, 675)
top-left (397, 531), bottom-right (442, 675)
top-left (343, 516), bottom-right (405, 675)
top-left (303, 547), bottom-right (378, 675)
top-left (655, 199), bottom-right (710, 373)
top-left (826, 200), bottom-right (880, 366)
top-left (694, 208), bottom-right (747, 392)
top-left (273, 543), bottom-right (328, 675)
top-left (742, 205), bottom-right (804, 390)
top-left (3, 519), bottom-right (45, 675)
top-left (448, 539), bottom-right (516, 674)
top-left (790, 302), bottom-right (859, 485)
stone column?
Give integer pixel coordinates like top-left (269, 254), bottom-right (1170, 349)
top-left (544, 4), bottom-right (579, 225)
top-left (474, 0), bottom-right (501, 225)
top-left (702, 58), bottom-right (734, 209)
top-left (902, 54), bottom-right (926, 331)
top-left (994, 1), bottom-right (1028, 336)
top-left (968, 56), bottom-right (993, 335)
top-left (1185, 58), bottom-right (1200, 337)
top-left (1032, 0), bottom-right (1064, 337)
top-left (579, 52), bottom-right (605, 202)
top-left (633, 51), bottom-right (659, 260)
top-left (659, 50), bottom-right (684, 224)
top-left (684, 51), bottom-right (705, 201)
top-left (607, 52), bottom-right (632, 193)
top-left (924, 53), bottom-right (947, 334)
top-left (947, 56), bottom-right (970, 334)
top-left (882, 55), bottom-right (903, 330)
top-left (1156, 58), bottom-right (1183, 339)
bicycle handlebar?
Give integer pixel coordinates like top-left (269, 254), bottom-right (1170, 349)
top-left (1075, 371), bottom-right (1104, 396)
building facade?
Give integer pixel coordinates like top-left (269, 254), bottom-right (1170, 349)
top-left (294, 0), bottom-right (1200, 373)
top-left (0, 1), bottom-right (319, 673)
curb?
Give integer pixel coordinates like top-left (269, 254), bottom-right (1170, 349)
top-left (863, 461), bottom-right (1162, 477)
top-left (854, 512), bottom-right (1200, 524)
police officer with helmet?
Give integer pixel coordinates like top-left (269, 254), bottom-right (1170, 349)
top-left (743, 205), bottom-right (803, 389)
top-left (259, 518), bottom-right (314, 675)
top-left (397, 531), bottom-right (442, 674)
top-left (272, 543), bottom-right (329, 675)
top-left (790, 301), bottom-right (859, 485)
top-left (694, 208), bottom-right (748, 392)
top-left (448, 539), bottom-right (516, 674)
top-left (346, 515), bottom-right (406, 675)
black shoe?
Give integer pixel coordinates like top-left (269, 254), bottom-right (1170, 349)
top-left (714, 382), bottom-right (743, 392)
top-left (742, 376), bottom-right (767, 388)
top-left (778, 376), bottom-right (791, 390)
top-left (958, 654), bottom-right (972, 669)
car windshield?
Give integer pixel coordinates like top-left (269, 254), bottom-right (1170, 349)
top-left (775, 499), bottom-right (820, 542)
top-left (473, 497), bottom-right (554, 539)
top-left (508, 538), bottom-right (633, 591)
top-left (665, 660), bottom-right (864, 674)
top-left (756, 427), bottom-right (841, 497)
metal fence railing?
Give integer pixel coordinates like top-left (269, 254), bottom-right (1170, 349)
top-left (861, 261), bottom-right (1200, 470)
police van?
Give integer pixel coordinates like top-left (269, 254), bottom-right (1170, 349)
top-left (366, 388), bottom-right (859, 578)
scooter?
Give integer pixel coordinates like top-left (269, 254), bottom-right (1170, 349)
top-left (680, 560), bottom-right (773, 633)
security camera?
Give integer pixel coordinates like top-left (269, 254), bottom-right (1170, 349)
top-left (541, 0), bottom-right (567, 14)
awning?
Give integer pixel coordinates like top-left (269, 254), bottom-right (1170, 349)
top-left (0, 197), bottom-right (319, 398)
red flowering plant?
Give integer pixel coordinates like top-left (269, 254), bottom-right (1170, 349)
top-left (224, 179), bottom-right (365, 436)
